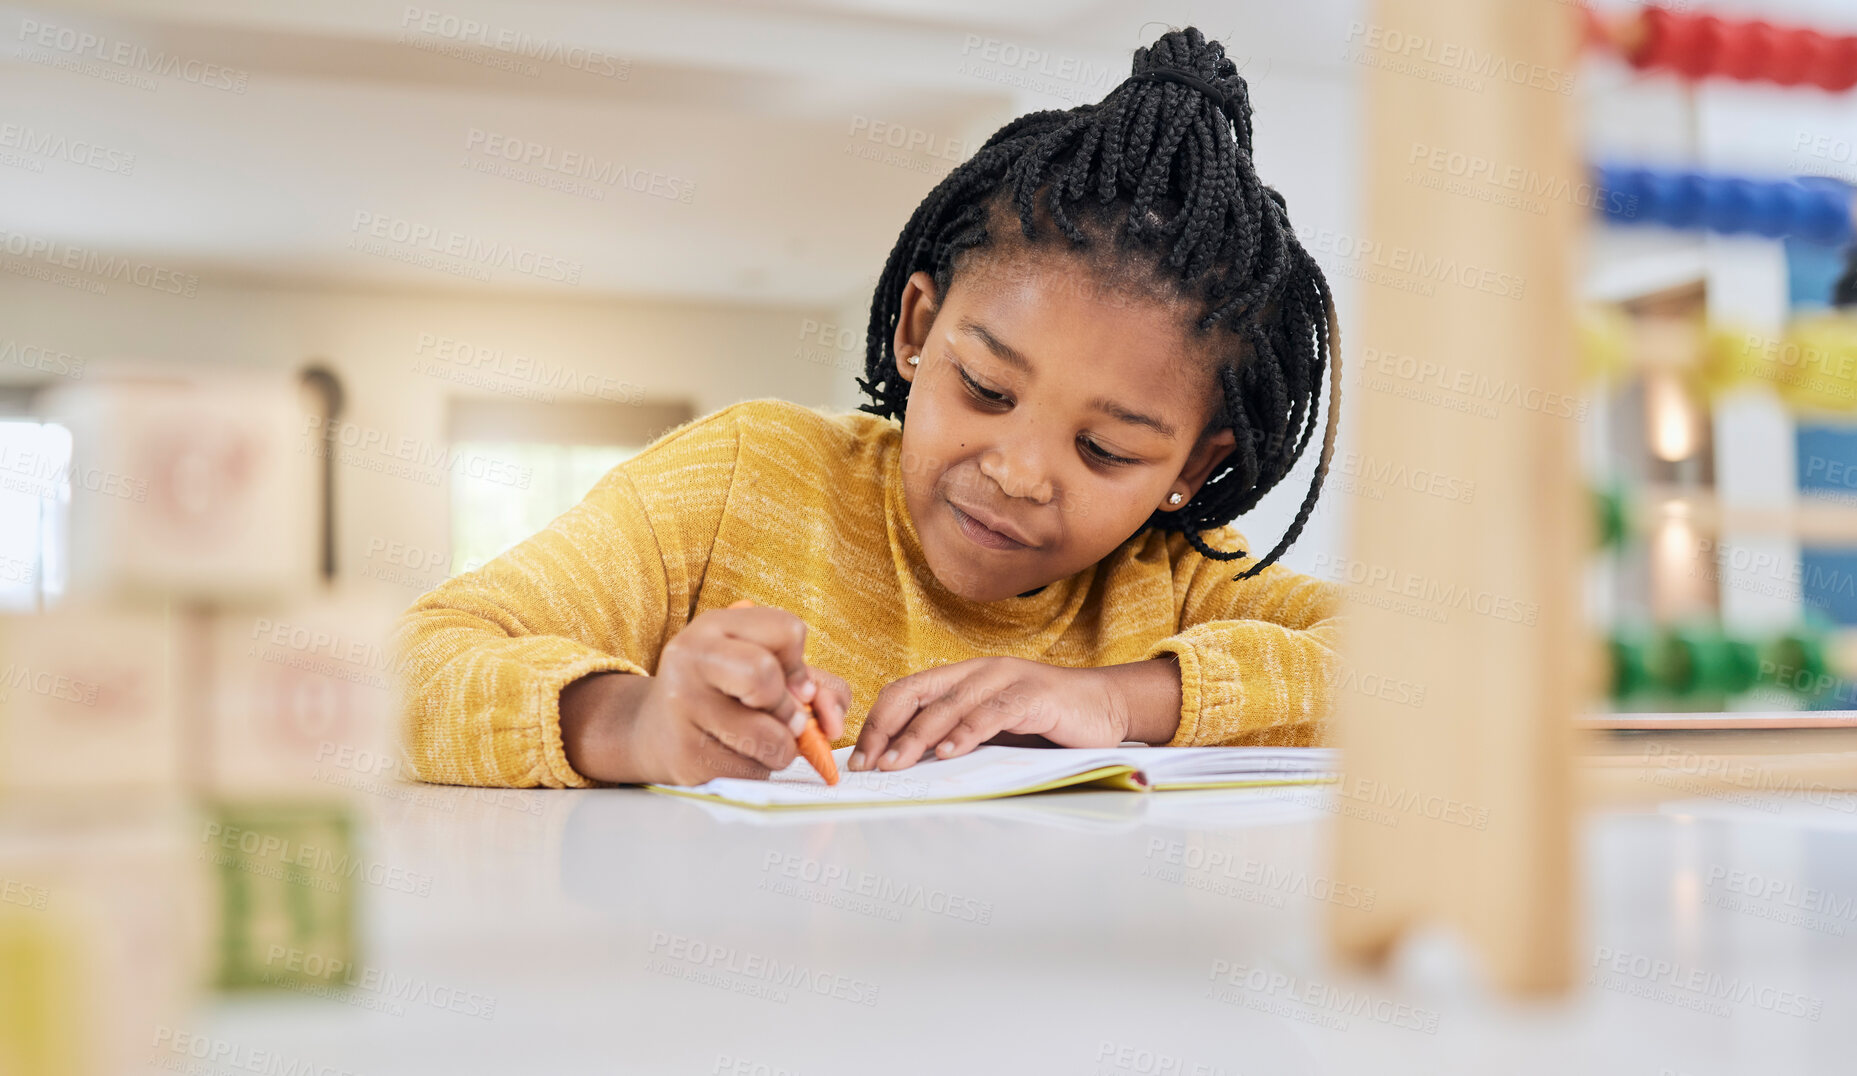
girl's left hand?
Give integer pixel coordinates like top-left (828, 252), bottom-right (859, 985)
top-left (848, 657), bottom-right (1128, 772)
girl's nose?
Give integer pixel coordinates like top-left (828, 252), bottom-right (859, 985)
top-left (978, 443), bottom-right (1053, 504)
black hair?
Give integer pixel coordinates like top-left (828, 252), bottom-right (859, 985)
top-left (854, 26), bottom-right (1340, 581)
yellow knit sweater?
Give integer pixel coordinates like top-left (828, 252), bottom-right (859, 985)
top-left (393, 397), bottom-right (1346, 788)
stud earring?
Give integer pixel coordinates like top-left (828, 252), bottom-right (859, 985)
top-left (907, 355), bottom-right (919, 365)
top-left (1168, 492), bottom-right (1183, 505)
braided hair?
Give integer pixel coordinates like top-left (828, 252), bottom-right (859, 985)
top-left (854, 27), bottom-right (1341, 581)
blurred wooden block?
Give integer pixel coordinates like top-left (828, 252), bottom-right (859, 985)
top-left (203, 598), bottom-right (401, 798)
top-left (204, 800), bottom-right (358, 991)
top-left (0, 605), bottom-right (181, 799)
top-left (0, 806), bottom-right (208, 1076)
top-left (0, 903), bottom-right (88, 1076)
top-left (37, 369), bottom-right (317, 606)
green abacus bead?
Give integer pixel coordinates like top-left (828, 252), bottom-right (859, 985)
top-left (1610, 632), bottom-right (1653, 699)
top-left (1650, 629), bottom-right (1698, 695)
top-left (1594, 484), bottom-right (1629, 550)
top-left (1764, 628), bottom-right (1829, 690)
top-left (1722, 635), bottom-right (1762, 694)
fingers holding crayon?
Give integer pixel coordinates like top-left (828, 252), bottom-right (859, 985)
top-left (713, 598), bottom-right (815, 726)
top-left (799, 666), bottom-right (851, 742)
top-left (721, 598), bottom-right (847, 785)
top-left (570, 597), bottom-right (849, 786)
top-left (686, 696), bottom-right (802, 774)
top-left (717, 598), bottom-right (847, 737)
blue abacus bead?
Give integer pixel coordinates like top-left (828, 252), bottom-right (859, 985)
top-left (1641, 169), bottom-right (1683, 226)
top-left (1754, 181), bottom-right (1803, 238)
top-left (1592, 165), bottom-right (1628, 222)
top-left (1796, 182), bottom-right (1855, 244)
top-left (1608, 168), bottom-right (1652, 223)
top-left (1669, 170), bottom-right (1710, 229)
top-left (1748, 181), bottom-right (1792, 238)
top-left (1705, 177), bottom-right (1757, 234)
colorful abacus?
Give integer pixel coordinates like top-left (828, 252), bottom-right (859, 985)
top-left (1333, 0), bottom-right (1857, 996)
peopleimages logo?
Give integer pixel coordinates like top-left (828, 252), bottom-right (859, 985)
top-left (399, 7), bottom-right (629, 78)
top-left (462, 129), bottom-right (695, 203)
top-left (1588, 945), bottom-right (1823, 1020)
top-left (0, 227), bottom-right (199, 297)
top-left (0, 338), bottom-right (87, 378)
top-left (646, 930), bottom-right (881, 1006)
top-left (1296, 226), bottom-right (1525, 301)
top-left (16, 17), bottom-right (250, 92)
top-left (1206, 959), bottom-right (1443, 1033)
top-left (1142, 839), bottom-right (1378, 909)
top-left (1356, 344), bottom-right (1589, 421)
top-left (349, 212), bottom-right (582, 285)
top-left (1406, 142), bottom-right (1635, 215)
top-left (0, 122), bottom-right (135, 174)
top-left (1344, 20), bottom-right (1575, 96)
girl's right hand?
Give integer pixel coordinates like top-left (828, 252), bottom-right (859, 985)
top-left (598, 603), bottom-right (849, 785)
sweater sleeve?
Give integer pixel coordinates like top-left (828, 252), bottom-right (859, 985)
top-left (1141, 533), bottom-right (1348, 749)
top-left (390, 406), bottom-right (744, 788)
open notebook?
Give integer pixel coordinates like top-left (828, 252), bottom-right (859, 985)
top-left (644, 744), bottom-right (1338, 810)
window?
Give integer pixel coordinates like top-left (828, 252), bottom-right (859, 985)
top-left (445, 397), bottom-right (693, 575)
top-left (449, 441), bottom-right (641, 572)
top-left (0, 419), bottom-right (71, 611)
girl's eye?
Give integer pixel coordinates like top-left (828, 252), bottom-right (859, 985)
top-left (1082, 439), bottom-right (1138, 466)
top-left (958, 367), bottom-right (1009, 405)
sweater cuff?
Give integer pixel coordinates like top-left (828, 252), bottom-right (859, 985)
top-left (1142, 636), bottom-right (1203, 748)
top-left (530, 643), bottom-right (652, 788)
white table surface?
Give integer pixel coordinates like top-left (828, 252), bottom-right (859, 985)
top-left (181, 780), bottom-right (1857, 1076)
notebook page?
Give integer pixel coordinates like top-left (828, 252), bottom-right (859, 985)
top-left (1128, 747), bottom-right (1339, 786)
top-left (648, 744), bottom-right (1145, 808)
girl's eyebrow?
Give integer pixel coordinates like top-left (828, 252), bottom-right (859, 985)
top-left (955, 316), bottom-right (1033, 374)
top-left (955, 315), bottom-right (1178, 440)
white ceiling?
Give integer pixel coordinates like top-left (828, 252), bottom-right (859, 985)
top-left (1, 0), bottom-right (1360, 305)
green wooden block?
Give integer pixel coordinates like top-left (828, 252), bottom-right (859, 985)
top-left (203, 800), bottom-right (358, 992)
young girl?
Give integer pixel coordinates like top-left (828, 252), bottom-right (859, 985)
top-left (393, 26), bottom-right (1345, 789)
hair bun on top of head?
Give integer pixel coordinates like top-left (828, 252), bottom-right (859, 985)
top-left (1123, 27), bottom-right (1254, 154)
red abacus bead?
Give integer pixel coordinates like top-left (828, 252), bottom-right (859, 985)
top-left (1723, 20), bottom-right (1775, 81)
top-left (1676, 16), bottom-right (1727, 79)
top-left (1633, 7), bottom-right (1680, 69)
top-left (1792, 31), bottom-right (1835, 89)
top-left (1772, 28), bottom-right (1816, 86)
top-left (1815, 34), bottom-right (1857, 92)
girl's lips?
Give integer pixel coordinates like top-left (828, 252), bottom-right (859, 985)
top-left (949, 500), bottom-right (1024, 551)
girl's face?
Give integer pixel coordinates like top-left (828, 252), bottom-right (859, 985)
top-left (892, 248), bottom-right (1239, 603)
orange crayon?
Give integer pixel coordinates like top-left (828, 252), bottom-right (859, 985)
top-left (727, 598), bottom-right (839, 785)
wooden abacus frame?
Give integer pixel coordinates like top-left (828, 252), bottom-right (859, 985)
top-left (1328, 0), bottom-right (1857, 994)
top-left (1327, 0), bottom-right (1585, 993)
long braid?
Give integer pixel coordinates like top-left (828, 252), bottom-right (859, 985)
top-left (857, 26), bottom-right (1340, 581)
